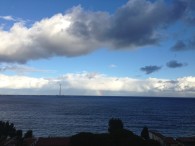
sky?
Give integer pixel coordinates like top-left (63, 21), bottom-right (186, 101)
top-left (0, 0), bottom-right (195, 97)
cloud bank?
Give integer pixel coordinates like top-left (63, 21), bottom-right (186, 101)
top-left (0, 72), bottom-right (195, 97)
top-left (0, 0), bottom-right (188, 63)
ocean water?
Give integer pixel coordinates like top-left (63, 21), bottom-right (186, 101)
top-left (0, 95), bottom-right (195, 138)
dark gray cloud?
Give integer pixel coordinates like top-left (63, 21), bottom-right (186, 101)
top-left (185, 0), bottom-right (195, 9)
top-left (166, 60), bottom-right (187, 68)
top-left (181, 0), bottom-right (195, 25)
top-left (140, 65), bottom-right (162, 74)
top-left (189, 37), bottom-right (195, 48)
top-left (70, 0), bottom-right (187, 49)
top-left (171, 40), bottom-right (187, 51)
top-left (171, 38), bottom-right (195, 51)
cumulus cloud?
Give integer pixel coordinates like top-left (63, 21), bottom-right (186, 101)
top-left (166, 60), bottom-right (187, 68)
top-left (0, 72), bottom-right (195, 97)
top-left (140, 65), bottom-right (162, 74)
top-left (0, 0), bottom-right (188, 63)
top-left (105, 0), bottom-right (186, 48)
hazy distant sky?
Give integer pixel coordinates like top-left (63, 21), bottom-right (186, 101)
top-left (0, 0), bottom-right (195, 97)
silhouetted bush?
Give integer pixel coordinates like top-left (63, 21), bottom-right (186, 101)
top-left (70, 132), bottom-right (113, 146)
top-left (93, 133), bottom-right (111, 146)
top-left (141, 126), bottom-right (149, 140)
top-left (0, 121), bottom-right (16, 139)
top-left (70, 118), bottom-right (154, 146)
top-left (16, 130), bottom-right (23, 138)
top-left (108, 118), bottom-right (123, 134)
top-left (70, 132), bottom-right (94, 146)
top-left (24, 130), bottom-right (33, 138)
top-left (0, 121), bottom-right (35, 146)
top-left (70, 131), bottom-right (147, 146)
top-left (144, 139), bottom-right (161, 146)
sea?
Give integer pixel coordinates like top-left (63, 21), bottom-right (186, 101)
top-left (0, 95), bottom-right (195, 138)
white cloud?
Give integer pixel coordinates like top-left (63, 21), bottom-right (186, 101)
top-left (176, 76), bottom-right (195, 91)
top-left (0, 74), bottom-right (48, 89)
top-left (0, 72), bottom-right (195, 97)
top-left (0, 15), bottom-right (26, 23)
top-left (0, 0), bottom-right (187, 63)
top-left (0, 16), bottom-right (15, 21)
top-left (0, 9), bottom-right (103, 63)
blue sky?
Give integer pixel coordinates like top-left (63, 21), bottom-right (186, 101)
top-left (0, 0), bottom-right (195, 97)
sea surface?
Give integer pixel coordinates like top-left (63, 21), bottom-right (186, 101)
top-left (0, 95), bottom-right (195, 138)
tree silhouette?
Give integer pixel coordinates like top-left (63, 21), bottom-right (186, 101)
top-left (108, 118), bottom-right (124, 134)
top-left (141, 126), bottom-right (149, 140)
top-left (0, 121), bottom-right (16, 139)
top-left (0, 121), bottom-right (35, 146)
top-left (16, 130), bottom-right (23, 146)
top-left (24, 130), bottom-right (33, 138)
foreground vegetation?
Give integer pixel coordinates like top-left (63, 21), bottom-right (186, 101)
top-left (70, 118), bottom-right (160, 146)
top-left (0, 119), bottom-right (160, 146)
top-left (0, 121), bottom-right (33, 146)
